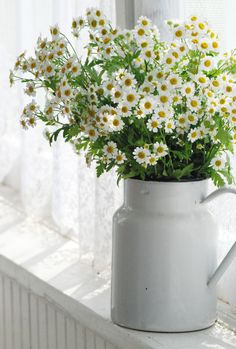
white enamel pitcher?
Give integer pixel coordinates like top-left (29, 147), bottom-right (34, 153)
top-left (111, 179), bottom-right (236, 332)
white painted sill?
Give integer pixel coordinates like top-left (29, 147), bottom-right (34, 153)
top-left (0, 184), bottom-right (236, 349)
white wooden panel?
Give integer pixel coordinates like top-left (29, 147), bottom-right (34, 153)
top-left (47, 304), bottom-right (57, 349)
top-left (0, 274), bottom-right (5, 349)
top-left (12, 281), bottom-right (22, 349)
top-left (20, 286), bottom-right (30, 349)
top-left (66, 317), bottom-right (76, 349)
top-left (30, 293), bottom-right (39, 349)
top-left (95, 335), bottom-right (106, 349)
top-left (56, 311), bottom-right (66, 349)
top-left (38, 298), bottom-right (47, 349)
top-left (86, 328), bottom-right (95, 349)
top-left (76, 323), bottom-right (85, 349)
top-left (4, 277), bottom-right (13, 349)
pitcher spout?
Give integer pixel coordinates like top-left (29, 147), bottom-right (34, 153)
top-left (207, 241), bottom-right (236, 288)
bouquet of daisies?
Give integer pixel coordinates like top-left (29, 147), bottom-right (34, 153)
top-left (10, 9), bottom-right (236, 186)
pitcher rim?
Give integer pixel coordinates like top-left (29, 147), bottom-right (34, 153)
top-left (126, 177), bottom-right (210, 185)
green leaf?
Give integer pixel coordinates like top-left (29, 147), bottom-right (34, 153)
top-left (173, 163), bottom-right (194, 180)
top-left (211, 171), bottom-right (225, 187)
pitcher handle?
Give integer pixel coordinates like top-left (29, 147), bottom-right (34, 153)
top-left (202, 187), bottom-right (236, 288)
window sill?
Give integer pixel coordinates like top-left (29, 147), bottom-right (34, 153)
top-left (0, 184), bottom-right (236, 349)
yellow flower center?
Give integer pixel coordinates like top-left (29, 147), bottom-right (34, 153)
top-left (170, 78), bottom-right (178, 85)
top-left (166, 58), bottom-right (172, 65)
top-left (144, 101), bottom-right (152, 109)
top-left (215, 160), bottom-right (222, 167)
top-left (188, 114), bottom-right (194, 122)
top-left (114, 91), bottom-right (121, 98)
top-left (137, 28), bottom-right (145, 36)
top-left (124, 79), bottom-right (132, 86)
top-left (191, 100), bottom-right (198, 107)
top-left (201, 42), bottom-right (208, 49)
top-left (175, 30), bottom-right (183, 38)
top-left (151, 121), bottom-right (158, 128)
top-left (158, 111), bottom-right (166, 118)
top-left (204, 60), bottom-right (211, 67)
top-left (138, 151), bottom-right (145, 159)
top-left (160, 95), bottom-right (168, 103)
top-left (89, 129), bottom-right (95, 137)
top-left (157, 146), bottom-right (164, 153)
top-left (185, 87), bottom-right (192, 94)
top-left (127, 94), bottom-right (135, 102)
top-left (113, 119), bottom-right (120, 127)
top-left (226, 86), bottom-right (232, 93)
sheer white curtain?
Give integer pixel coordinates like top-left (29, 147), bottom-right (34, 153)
top-left (1, 0), bottom-right (236, 305)
top-left (0, 0), bottom-right (122, 271)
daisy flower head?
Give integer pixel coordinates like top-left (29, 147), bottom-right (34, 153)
top-left (103, 141), bottom-right (118, 158)
top-left (111, 86), bottom-right (123, 103)
top-left (115, 151), bottom-right (127, 164)
top-left (187, 129), bottom-right (199, 143)
top-left (155, 105), bottom-right (173, 121)
top-left (85, 125), bottom-right (98, 140)
top-left (140, 95), bottom-right (156, 115)
top-left (133, 147), bottom-right (150, 164)
top-left (124, 89), bottom-right (138, 107)
top-left (24, 82), bottom-right (36, 97)
top-left (137, 16), bottom-right (152, 30)
top-left (200, 56), bottom-right (214, 71)
top-left (165, 119), bottom-right (175, 133)
top-left (194, 73), bottom-right (209, 88)
top-left (187, 96), bottom-right (201, 112)
top-left (118, 102), bottom-right (132, 117)
top-left (173, 25), bottom-right (185, 40)
top-left (158, 92), bottom-right (171, 106)
top-left (147, 116), bottom-right (161, 132)
top-left (109, 114), bottom-right (124, 132)
top-left (120, 72), bottom-right (137, 89)
top-left (153, 142), bottom-right (168, 158)
top-left (147, 153), bottom-right (158, 166)
top-left (186, 112), bottom-right (198, 125)
top-left (134, 24), bottom-right (148, 39)
top-left (50, 24), bottom-right (60, 39)
top-left (181, 82), bottom-right (195, 97)
top-left (210, 156), bottom-right (226, 171)
top-left (167, 73), bottom-right (181, 89)
top-left (198, 38), bottom-right (211, 52)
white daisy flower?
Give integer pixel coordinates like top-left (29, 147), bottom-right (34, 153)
top-left (155, 106), bottom-right (173, 121)
top-left (147, 116), bottom-right (161, 132)
top-left (115, 151), bottom-right (127, 164)
top-left (200, 56), bottom-right (214, 71)
top-left (118, 103), bottom-right (132, 117)
top-left (103, 141), bottom-right (118, 158)
top-left (177, 114), bottom-right (189, 128)
top-left (188, 129), bottom-right (199, 142)
top-left (140, 96), bottom-right (156, 114)
top-left (194, 73), bottom-right (209, 87)
top-left (86, 126), bottom-right (99, 140)
top-left (137, 16), bottom-right (152, 29)
top-left (167, 74), bottom-right (181, 88)
top-left (147, 154), bottom-right (158, 166)
top-left (187, 96), bottom-right (201, 112)
top-left (186, 112), bottom-right (198, 125)
top-left (165, 120), bottom-right (175, 133)
top-left (210, 157), bottom-right (226, 170)
top-left (24, 82), bottom-right (36, 97)
top-left (181, 82), bottom-right (195, 97)
top-left (198, 38), bottom-right (211, 51)
top-left (133, 147), bottom-right (150, 164)
top-left (158, 93), bottom-right (171, 105)
top-left (153, 142), bottom-right (168, 158)
top-left (120, 72), bottom-right (137, 89)
top-left (109, 115), bottom-right (124, 132)
top-left (124, 89), bottom-right (138, 106)
top-left (111, 86), bottom-right (123, 103)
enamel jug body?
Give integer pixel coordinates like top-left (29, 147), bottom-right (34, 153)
top-left (111, 179), bottom-right (236, 332)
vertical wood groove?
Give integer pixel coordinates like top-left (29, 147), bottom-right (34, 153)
top-left (0, 273), bottom-right (119, 349)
